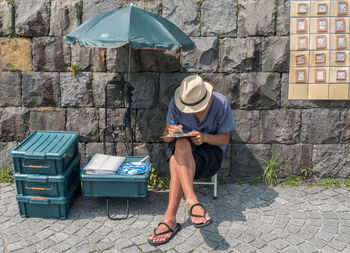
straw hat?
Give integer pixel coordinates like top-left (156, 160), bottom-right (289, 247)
top-left (174, 75), bottom-right (213, 113)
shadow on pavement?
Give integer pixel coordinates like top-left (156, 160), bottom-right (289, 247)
top-left (192, 184), bottom-right (278, 250)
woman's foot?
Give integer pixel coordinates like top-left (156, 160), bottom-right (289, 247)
top-left (187, 201), bottom-right (212, 227)
top-left (148, 219), bottom-right (179, 245)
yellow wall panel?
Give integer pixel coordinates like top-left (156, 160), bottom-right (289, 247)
top-left (329, 84), bottom-right (349, 99)
top-left (289, 84), bottom-right (309, 99)
top-left (308, 84), bottom-right (329, 99)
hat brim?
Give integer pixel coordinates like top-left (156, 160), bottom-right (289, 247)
top-left (174, 82), bottom-right (213, 114)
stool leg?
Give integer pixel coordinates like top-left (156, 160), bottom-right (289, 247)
top-left (213, 174), bottom-right (217, 199)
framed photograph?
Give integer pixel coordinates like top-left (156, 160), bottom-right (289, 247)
top-left (336, 35), bottom-right (347, 49)
top-left (298, 36), bottom-right (308, 50)
top-left (296, 69), bottom-right (306, 82)
top-left (297, 19), bottom-right (307, 32)
top-left (298, 3), bottom-right (308, 14)
top-left (315, 69), bottom-right (326, 82)
top-left (315, 53), bottom-right (326, 63)
top-left (316, 35), bottom-right (327, 49)
top-left (335, 19), bottom-right (345, 32)
top-left (337, 70), bottom-right (347, 80)
top-left (317, 19), bottom-right (327, 32)
top-left (336, 52), bottom-right (346, 62)
top-left (317, 3), bottom-right (327, 14)
top-left (338, 1), bottom-right (348, 15)
top-left (296, 54), bottom-right (306, 65)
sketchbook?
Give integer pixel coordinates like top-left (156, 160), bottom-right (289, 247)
top-left (84, 154), bottom-right (126, 174)
top-left (161, 132), bottom-right (195, 138)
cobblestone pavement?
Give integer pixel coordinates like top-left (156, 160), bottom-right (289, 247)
top-left (1, 183), bottom-right (350, 253)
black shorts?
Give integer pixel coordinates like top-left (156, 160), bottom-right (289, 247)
top-left (167, 138), bottom-right (223, 179)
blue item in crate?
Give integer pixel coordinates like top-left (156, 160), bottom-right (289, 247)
top-left (117, 156), bottom-right (149, 175)
top-left (14, 154), bottom-right (81, 197)
top-left (117, 163), bottom-right (147, 175)
top-left (11, 130), bottom-right (79, 175)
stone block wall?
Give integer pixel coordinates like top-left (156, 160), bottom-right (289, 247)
top-left (1, 0), bottom-right (350, 181)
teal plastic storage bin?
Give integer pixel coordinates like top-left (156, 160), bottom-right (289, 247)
top-left (16, 177), bottom-right (80, 219)
top-left (80, 156), bottom-right (151, 198)
top-left (11, 130), bottom-right (79, 175)
top-left (14, 154), bottom-right (81, 197)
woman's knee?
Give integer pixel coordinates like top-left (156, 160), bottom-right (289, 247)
top-left (174, 138), bottom-right (191, 155)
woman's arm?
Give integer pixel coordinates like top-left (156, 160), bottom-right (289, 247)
top-left (188, 130), bottom-right (230, 146)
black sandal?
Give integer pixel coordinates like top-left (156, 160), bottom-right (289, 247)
top-left (189, 203), bottom-right (213, 228)
top-left (148, 222), bottom-right (181, 246)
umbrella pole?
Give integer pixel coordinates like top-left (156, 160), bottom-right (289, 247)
top-left (128, 44), bottom-right (131, 83)
top-left (126, 44), bottom-right (134, 156)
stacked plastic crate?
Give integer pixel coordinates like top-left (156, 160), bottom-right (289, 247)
top-left (10, 130), bottom-right (81, 219)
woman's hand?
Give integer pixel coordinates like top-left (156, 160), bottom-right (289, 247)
top-left (168, 124), bottom-right (183, 135)
top-left (189, 130), bottom-right (207, 145)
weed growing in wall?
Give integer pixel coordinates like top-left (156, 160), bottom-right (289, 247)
top-left (0, 165), bottom-right (14, 184)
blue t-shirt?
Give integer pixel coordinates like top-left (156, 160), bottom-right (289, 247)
top-left (166, 91), bottom-right (236, 151)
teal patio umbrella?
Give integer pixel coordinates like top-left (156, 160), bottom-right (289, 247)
top-left (64, 4), bottom-right (196, 153)
top-left (64, 5), bottom-right (195, 51)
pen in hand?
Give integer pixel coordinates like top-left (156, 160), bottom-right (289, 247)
top-left (169, 120), bottom-right (183, 133)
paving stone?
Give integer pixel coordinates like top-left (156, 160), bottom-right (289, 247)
top-left (322, 225), bottom-right (339, 234)
top-left (174, 243), bottom-right (193, 253)
top-left (250, 239), bottom-right (267, 249)
top-left (328, 239), bottom-right (348, 252)
top-left (296, 242), bottom-right (319, 253)
top-left (17, 245), bottom-right (37, 253)
top-left (66, 235), bottom-right (83, 246)
top-left (121, 246), bottom-right (140, 253)
top-left (6, 242), bottom-right (23, 252)
top-left (240, 233), bottom-right (255, 243)
top-left (115, 238), bottom-right (134, 249)
top-left (286, 235), bottom-right (305, 246)
top-left (309, 237), bottom-right (327, 249)
top-left (87, 232), bottom-right (104, 244)
top-left (35, 229), bottom-right (55, 240)
top-left (139, 243), bottom-right (157, 253)
top-left (75, 228), bottom-right (94, 238)
top-left (282, 246), bottom-right (299, 253)
top-left (334, 233), bottom-right (350, 245)
top-left (260, 244), bottom-right (279, 253)
top-left (22, 236), bottom-right (40, 247)
top-left (95, 240), bottom-right (114, 251)
top-left (38, 238), bottom-right (55, 250)
top-left (63, 225), bottom-right (81, 235)
top-left (261, 233), bottom-right (277, 242)
top-left (269, 239), bottom-right (289, 250)
top-left (53, 242), bottom-right (71, 253)
top-left (273, 229), bottom-right (289, 239)
top-left (94, 226), bottom-right (112, 236)
top-left (50, 223), bottom-right (66, 232)
top-left (106, 231), bottom-right (123, 241)
top-left (76, 243), bottom-right (98, 253)
top-left (49, 232), bottom-right (68, 243)
top-left (235, 243), bottom-right (256, 253)
top-left (274, 215), bottom-right (290, 229)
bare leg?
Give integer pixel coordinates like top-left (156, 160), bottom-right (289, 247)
top-left (148, 155), bottom-right (183, 243)
top-left (171, 139), bottom-right (211, 224)
top-left (149, 139), bottom-right (210, 244)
